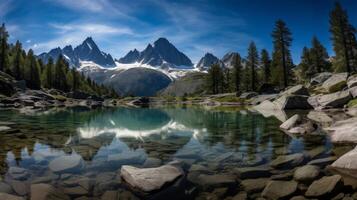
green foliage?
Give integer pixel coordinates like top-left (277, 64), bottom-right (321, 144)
top-left (328, 81), bottom-right (347, 93)
top-left (246, 42), bottom-right (259, 91)
top-left (0, 23), bottom-right (116, 97)
top-left (232, 53), bottom-right (243, 95)
top-left (206, 64), bottom-right (224, 94)
top-left (261, 49), bottom-right (271, 83)
top-left (347, 99), bottom-right (357, 108)
top-left (271, 19), bottom-right (293, 89)
top-left (329, 2), bottom-right (357, 74)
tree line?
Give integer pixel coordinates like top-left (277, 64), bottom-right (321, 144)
top-left (207, 2), bottom-right (357, 95)
top-left (0, 24), bottom-right (117, 97)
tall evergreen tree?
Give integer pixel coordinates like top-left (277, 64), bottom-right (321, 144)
top-left (271, 20), bottom-right (293, 88)
top-left (310, 36), bottom-right (330, 73)
top-left (71, 68), bottom-right (79, 91)
top-left (233, 53), bottom-right (243, 95)
top-left (54, 55), bottom-right (68, 91)
top-left (12, 40), bottom-right (24, 80)
top-left (261, 49), bottom-right (271, 83)
top-left (246, 42), bottom-right (259, 91)
top-left (42, 57), bottom-right (54, 88)
top-left (0, 23), bottom-right (9, 72)
top-left (26, 49), bottom-right (41, 89)
top-left (299, 47), bottom-right (313, 80)
top-left (329, 2), bottom-right (357, 73)
top-left (207, 64), bottom-right (223, 94)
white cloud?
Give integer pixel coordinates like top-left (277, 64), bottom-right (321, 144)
top-left (26, 40), bottom-right (31, 43)
top-left (0, 0), bottom-right (13, 18)
top-left (32, 22), bottom-right (134, 53)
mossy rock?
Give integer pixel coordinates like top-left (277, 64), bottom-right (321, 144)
top-left (328, 81), bottom-right (347, 93)
top-left (347, 99), bottom-right (357, 108)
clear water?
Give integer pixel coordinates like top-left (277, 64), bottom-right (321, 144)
top-left (0, 106), bottom-right (342, 199)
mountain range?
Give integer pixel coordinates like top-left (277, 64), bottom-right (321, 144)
top-left (38, 37), bottom-right (242, 96)
top-left (38, 37), bottom-right (115, 67)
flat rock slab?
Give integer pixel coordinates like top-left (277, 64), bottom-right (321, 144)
top-left (0, 193), bottom-right (25, 200)
top-left (121, 164), bottom-right (183, 193)
top-left (305, 175), bottom-right (342, 197)
top-left (270, 153), bottom-right (305, 169)
top-left (325, 117), bottom-right (357, 143)
top-left (293, 165), bottom-right (320, 182)
top-left (307, 111), bottom-right (333, 124)
top-left (280, 114), bottom-right (301, 130)
top-left (49, 154), bottom-right (83, 173)
top-left (241, 178), bottom-right (269, 193)
top-left (261, 180), bottom-right (298, 199)
top-left (331, 147), bottom-right (357, 170)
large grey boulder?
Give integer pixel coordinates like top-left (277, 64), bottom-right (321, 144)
top-left (322, 73), bottom-right (348, 93)
top-left (349, 86), bottom-right (357, 98)
top-left (305, 175), bottom-right (342, 197)
top-left (280, 114), bottom-right (301, 130)
top-left (274, 95), bottom-right (312, 110)
top-left (307, 111), bottom-right (333, 124)
top-left (281, 85), bottom-right (309, 96)
top-left (120, 164), bottom-right (183, 193)
top-left (261, 180), bottom-right (298, 200)
top-left (325, 117), bottom-right (357, 143)
top-left (316, 90), bottom-right (351, 108)
top-left (347, 74), bottom-right (357, 88)
top-left (241, 178), bottom-right (269, 193)
top-left (331, 147), bottom-right (357, 170)
top-left (49, 154), bottom-right (84, 174)
top-left (30, 183), bottom-right (70, 200)
top-left (253, 100), bottom-right (288, 122)
top-left (310, 72), bottom-right (332, 86)
top-left (293, 165), bottom-right (320, 182)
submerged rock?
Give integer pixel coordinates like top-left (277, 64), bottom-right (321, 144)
top-left (241, 178), bottom-right (269, 193)
top-left (234, 166), bottom-right (271, 179)
top-left (49, 154), bottom-right (84, 174)
top-left (305, 175), bottom-right (342, 197)
top-left (30, 183), bottom-right (70, 200)
top-left (0, 193), bottom-right (24, 200)
top-left (261, 180), bottom-right (298, 199)
top-left (120, 164), bottom-right (183, 193)
top-left (270, 153), bottom-right (305, 169)
top-left (293, 165), bottom-right (320, 182)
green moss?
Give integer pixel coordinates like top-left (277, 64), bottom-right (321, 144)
top-left (53, 95), bottom-right (67, 101)
top-left (328, 81), bottom-right (347, 93)
top-left (347, 99), bottom-right (357, 108)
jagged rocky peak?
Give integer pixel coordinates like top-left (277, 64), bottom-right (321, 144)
top-left (222, 52), bottom-right (240, 68)
top-left (196, 52), bottom-right (223, 70)
top-left (118, 49), bottom-right (140, 64)
top-left (38, 37), bottom-right (115, 68)
top-left (118, 37), bottom-right (193, 69)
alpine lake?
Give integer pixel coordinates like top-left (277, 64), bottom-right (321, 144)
top-left (0, 105), bottom-right (355, 200)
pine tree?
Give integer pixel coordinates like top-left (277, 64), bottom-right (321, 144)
top-left (246, 42), bottom-right (259, 91)
top-left (329, 2), bottom-right (357, 73)
top-left (71, 68), bottom-right (79, 91)
top-left (310, 36), bottom-right (330, 73)
top-left (12, 40), bottom-right (24, 80)
top-left (54, 55), bottom-right (68, 91)
top-left (232, 53), bottom-right (243, 95)
top-left (271, 20), bottom-right (293, 88)
top-left (26, 49), bottom-right (41, 89)
top-left (261, 49), bottom-right (271, 83)
top-left (42, 57), bottom-right (54, 88)
top-left (0, 23), bottom-right (9, 72)
top-left (207, 64), bottom-right (223, 94)
top-left (299, 47), bottom-right (313, 80)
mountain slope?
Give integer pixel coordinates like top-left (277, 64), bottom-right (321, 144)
top-left (196, 53), bottom-right (223, 70)
top-left (118, 38), bottom-right (193, 69)
top-left (38, 37), bottom-right (115, 68)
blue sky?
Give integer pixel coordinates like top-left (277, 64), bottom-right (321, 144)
top-left (1, 0), bottom-right (357, 64)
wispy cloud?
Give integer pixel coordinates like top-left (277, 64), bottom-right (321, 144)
top-left (32, 22), bottom-right (134, 53)
top-left (0, 0), bottom-right (13, 18)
